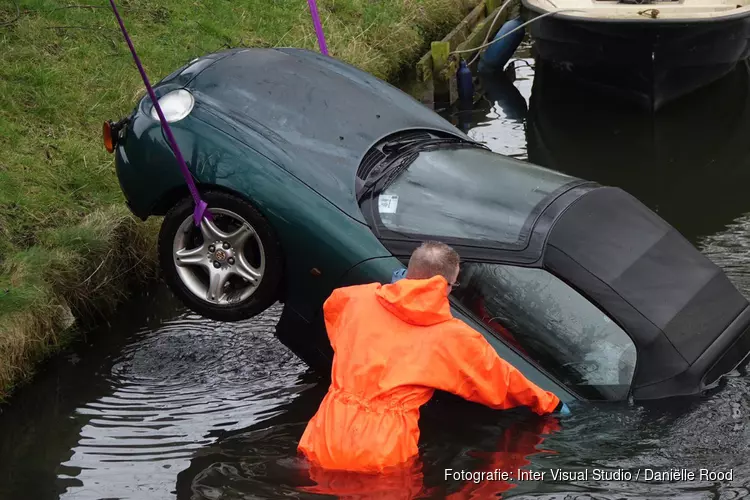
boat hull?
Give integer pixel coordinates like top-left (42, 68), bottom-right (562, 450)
top-left (525, 58), bottom-right (750, 241)
top-left (521, 5), bottom-right (750, 109)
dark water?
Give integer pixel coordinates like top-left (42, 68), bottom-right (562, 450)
top-left (3, 47), bottom-right (750, 499)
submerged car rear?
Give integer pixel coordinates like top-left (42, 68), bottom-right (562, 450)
top-left (544, 186), bottom-right (750, 399)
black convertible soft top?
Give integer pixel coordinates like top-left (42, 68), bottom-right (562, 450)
top-left (544, 186), bottom-right (750, 399)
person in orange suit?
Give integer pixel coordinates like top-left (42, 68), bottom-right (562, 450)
top-left (297, 241), bottom-right (568, 474)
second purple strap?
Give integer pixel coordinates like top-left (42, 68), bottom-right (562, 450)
top-left (108, 0), bottom-right (209, 226)
top-left (307, 0), bottom-right (329, 56)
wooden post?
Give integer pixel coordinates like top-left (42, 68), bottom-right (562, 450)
top-left (456, 0), bottom-right (510, 59)
top-left (486, 0), bottom-right (503, 14)
top-left (431, 41), bottom-right (451, 105)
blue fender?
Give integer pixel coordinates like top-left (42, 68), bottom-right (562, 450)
top-left (479, 17), bottom-right (525, 74)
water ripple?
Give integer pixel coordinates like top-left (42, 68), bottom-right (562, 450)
top-left (57, 303), bottom-right (308, 500)
top-left (699, 212), bottom-right (750, 297)
top-left (52, 211), bottom-right (750, 499)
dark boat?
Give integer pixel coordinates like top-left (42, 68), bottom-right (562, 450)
top-left (520, 0), bottom-right (750, 110)
top-left (525, 57), bottom-right (750, 243)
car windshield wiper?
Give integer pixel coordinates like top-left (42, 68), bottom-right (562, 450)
top-left (380, 139), bottom-right (422, 155)
top-left (358, 138), bottom-right (487, 203)
top-left (378, 151), bottom-right (419, 189)
top-left (389, 137), bottom-right (489, 160)
top-left (381, 136), bottom-right (473, 155)
top-left (359, 151), bottom-right (419, 201)
top-left (380, 132), bottom-right (443, 153)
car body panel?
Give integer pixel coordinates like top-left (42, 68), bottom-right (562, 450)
top-left (179, 47), bottom-right (469, 223)
top-left (114, 101), bottom-right (185, 218)
top-left (117, 46), bottom-right (469, 222)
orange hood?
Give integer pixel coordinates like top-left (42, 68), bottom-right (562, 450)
top-left (375, 275), bottom-right (453, 326)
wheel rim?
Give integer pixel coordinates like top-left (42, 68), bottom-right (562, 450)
top-left (172, 208), bottom-right (266, 305)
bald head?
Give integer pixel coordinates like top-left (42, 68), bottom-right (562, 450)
top-left (406, 241), bottom-right (460, 284)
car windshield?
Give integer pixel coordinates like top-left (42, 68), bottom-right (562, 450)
top-left (375, 147), bottom-right (577, 246)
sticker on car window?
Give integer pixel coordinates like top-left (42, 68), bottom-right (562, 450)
top-left (378, 194), bottom-right (399, 214)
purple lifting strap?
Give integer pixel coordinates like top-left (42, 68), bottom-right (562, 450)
top-left (307, 0), bottom-right (329, 56)
top-left (108, 0), bottom-right (208, 226)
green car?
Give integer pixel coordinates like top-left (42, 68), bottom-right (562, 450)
top-left (107, 47), bottom-right (750, 404)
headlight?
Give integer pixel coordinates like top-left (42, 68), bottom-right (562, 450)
top-left (149, 89), bottom-right (195, 122)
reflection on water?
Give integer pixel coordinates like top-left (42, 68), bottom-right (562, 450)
top-left (2, 49), bottom-right (750, 499)
top-left (449, 51), bottom-right (750, 245)
top-left (55, 305), bottom-right (306, 499)
top-left (700, 213), bottom-right (750, 298)
top-left (174, 402), bottom-right (566, 499)
top-left (527, 59), bottom-right (750, 243)
top-left (0, 286), bottom-right (307, 500)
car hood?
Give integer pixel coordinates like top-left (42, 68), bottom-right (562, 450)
top-left (180, 47), bottom-right (468, 223)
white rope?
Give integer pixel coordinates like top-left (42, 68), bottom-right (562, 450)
top-left (467, 0), bottom-right (515, 66)
top-left (450, 8), bottom-right (586, 56)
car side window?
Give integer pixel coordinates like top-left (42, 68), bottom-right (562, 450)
top-left (451, 262), bottom-right (636, 400)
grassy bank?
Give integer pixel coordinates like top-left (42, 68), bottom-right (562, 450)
top-left (0, 0), bottom-right (473, 400)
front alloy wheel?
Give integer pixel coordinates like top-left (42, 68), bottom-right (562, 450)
top-left (158, 190), bottom-right (283, 322)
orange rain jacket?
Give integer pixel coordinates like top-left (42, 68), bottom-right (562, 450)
top-left (297, 275), bottom-right (561, 473)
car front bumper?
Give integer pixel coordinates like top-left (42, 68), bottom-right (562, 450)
top-left (114, 131), bottom-right (149, 221)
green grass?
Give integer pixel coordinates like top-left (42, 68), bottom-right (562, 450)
top-left (0, 0), bottom-right (473, 400)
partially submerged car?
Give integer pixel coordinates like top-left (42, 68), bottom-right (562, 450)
top-left (106, 47), bottom-right (750, 404)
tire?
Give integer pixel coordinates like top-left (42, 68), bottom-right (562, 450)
top-left (158, 190), bottom-right (283, 322)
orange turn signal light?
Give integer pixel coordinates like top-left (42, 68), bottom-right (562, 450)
top-left (103, 121), bottom-right (114, 154)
